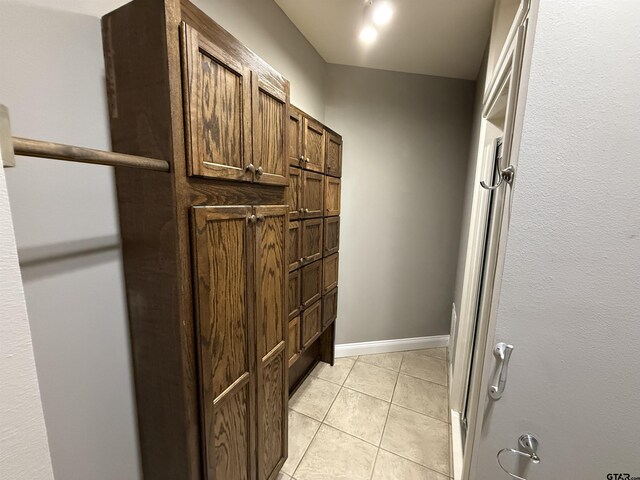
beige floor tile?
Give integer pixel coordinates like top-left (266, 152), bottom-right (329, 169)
top-left (372, 449), bottom-right (448, 480)
top-left (400, 352), bottom-right (448, 386)
top-left (324, 387), bottom-right (390, 445)
top-left (358, 352), bottom-right (404, 372)
top-left (381, 405), bottom-right (450, 475)
top-left (294, 424), bottom-right (378, 480)
top-left (344, 361), bottom-right (398, 401)
top-left (289, 376), bottom-right (340, 421)
top-left (276, 472), bottom-right (292, 480)
top-left (413, 347), bottom-right (447, 360)
top-left (281, 410), bottom-right (321, 476)
top-left (310, 358), bottom-right (355, 385)
top-left (392, 374), bottom-right (448, 422)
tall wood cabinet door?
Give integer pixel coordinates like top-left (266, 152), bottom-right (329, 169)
top-left (301, 170), bottom-right (323, 219)
top-left (181, 24), bottom-right (253, 182)
top-left (191, 206), bottom-right (255, 480)
top-left (325, 132), bottom-right (343, 178)
top-left (323, 217), bottom-right (340, 257)
top-left (324, 177), bottom-right (341, 217)
top-left (302, 117), bottom-right (325, 173)
top-left (288, 167), bottom-right (302, 221)
top-left (288, 221), bottom-right (301, 272)
top-left (252, 73), bottom-right (289, 186)
top-left (301, 218), bottom-right (323, 265)
top-left (288, 110), bottom-right (303, 168)
top-left (253, 205), bottom-right (288, 480)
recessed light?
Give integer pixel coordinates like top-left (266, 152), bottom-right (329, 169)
top-left (359, 25), bottom-right (378, 44)
top-left (372, 1), bottom-right (393, 26)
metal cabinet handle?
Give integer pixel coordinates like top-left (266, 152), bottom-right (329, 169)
top-left (245, 163), bottom-right (256, 175)
top-left (489, 342), bottom-right (514, 400)
top-left (298, 208), bottom-right (304, 214)
top-left (247, 214), bottom-right (257, 224)
top-left (304, 208), bottom-right (310, 213)
top-left (256, 166), bottom-right (264, 176)
top-left (299, 155), bottom-right (305, 162)
top-left (256, 214), bottom-right (265, 222)
top-left (299, 257), bottom-right (304, 263)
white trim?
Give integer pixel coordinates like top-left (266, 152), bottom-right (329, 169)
top-left (335, 335), bottom-right (450, 358)
top-left (451, 410), bottom-right (464, 480)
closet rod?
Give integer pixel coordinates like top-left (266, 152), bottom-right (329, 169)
top-left (11, 137), bottom-right (170, 172)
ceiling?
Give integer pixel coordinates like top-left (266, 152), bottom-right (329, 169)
top-left (275, 0), bottom-right (495, 80)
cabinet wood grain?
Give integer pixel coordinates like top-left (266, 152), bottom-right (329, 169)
top-left (324, 176), bottom-right (341, 217)
top-left (288, 110), bottom-right (302, 168)
top-left (323, 217), bottom-right (339, 257)
top-left (301, 218), bottom-right (323, 265)
top-left (301, 300), bottom-right (322, 349)
top-left (288, 166), bottom-right (301, 220)
top-left (288, 221), bottom-right (301, 272)
top-left (322, 288), bottom-right (338, 330)
top-left (301, 170), bottom-right (323, 219)
top-left (287, 316), bottom-right (301, 367)
top-left (302, 117), bottom-right (325, 173)
top-left (325, 131), bottom-right (342, 178)
top-left (323, 253), bottom-right (339, 294)
top-left (301, 260), bottom-right (322, 308)
top-left (288, 269), bottom-right (301, 321)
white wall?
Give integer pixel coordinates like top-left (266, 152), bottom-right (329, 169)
top-left (0, 1), bottom-right (326, 478)
top-left (0, 165), bottom-right (54, 480)
top-left (474, 0), bottom-right (640, 477)
top-left (325, 64), bottom-right (475, 343)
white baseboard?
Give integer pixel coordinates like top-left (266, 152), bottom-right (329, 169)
top-left (335, 335), bottom-right (450, 358)
top-left (450, 410), bottom-right (464, 480)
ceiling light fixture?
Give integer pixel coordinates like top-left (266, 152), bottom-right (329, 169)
top-left (359, 25), bottom-right (378, 44)
top-left (372, 1), bottom-right (393, 26)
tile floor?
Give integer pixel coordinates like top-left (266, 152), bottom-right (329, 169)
top-left (281, 347), bottom-right (452, 480)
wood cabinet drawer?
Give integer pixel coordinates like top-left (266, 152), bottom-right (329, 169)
top-left (325, 132), bottom-right (342, 178)
top-left (288, 269), bottom-right (301, 321)
top-left (324, 176), bottom-right (341, 217)
top-left (323, 287), bottom-right (338, 329)
top-left (323, 253), bottom-right (339, 294)
top-left (288, 316), bottom-right (301, 367)
top-left (301, 170), bottom-right (323, 219)
top-left (288, 221), bottom-right (301, 272)
top-left (301, 300), bottom-right (321, 349)
top-left (301, 218), bottom-right (323, 265)
top-left (323, 217), bottom-right (339, 256)
top-left (301, 260), bottom-right (322, 308)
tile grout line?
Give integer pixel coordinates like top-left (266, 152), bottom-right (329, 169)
top-left (378, 445), bottom-right (452, 479)
top-left (291, 357), bottom-right (358, 478)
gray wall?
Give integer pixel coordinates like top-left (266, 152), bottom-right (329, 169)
top-left (453, 47), bottom-right (488, 314)
top-left (324, 64), bottom-right (475, 343)
top-left (0, 1), bottom-right (326, 479)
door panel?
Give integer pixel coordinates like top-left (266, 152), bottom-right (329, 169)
top-left (323, 217), bottom-right (340, 257)
top-left (301, 170), bottom-right (323, 219)
top-left (252, 73), bottom-right (288, 186)
top-left (288, 110), bottom-right (303, 168)
top-left (325, 132), bottom-right (342, 178)
top-left (288, 167), bottom-right (302, 221)
top-left (301, 260), bottom-right (322, 308)
top-left (191, 206), bottom-right (254, 480)
top-left (324, 177), bottom-right (341, 217)
top-left (322, 287), bottom-right (338, 330)
top-left (254, 205), bottom-right (288, 480)
top-left (323, 253), bottom-right (339, 294)
top-left (288, 316), bottom-right (301, 367)
top-left (301, 218), bottom-right (323, 265)
top-left (302, 117), bottom-right (325, 173)
top-left (288, 269), bottom-right (301, 321)
top-left (301, 300), bottom-right (321, 349)
top-left (182, 24), bottom-right (252, 182)
top-left (288, 221), bottom-right (301, 272)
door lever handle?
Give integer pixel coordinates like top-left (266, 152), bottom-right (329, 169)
top-left (489, 342), bottom-right (514, 400)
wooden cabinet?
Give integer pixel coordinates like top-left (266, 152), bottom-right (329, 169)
top-left (301, 260), bottom-right (322, 308)
top-left (288, 109), bottom-right (303, 168)
top-left (182, 26), bottom-right (252, 182)
top-left (288, 221), bottom-right (301, 272)
top-left (288, 317), bottom-right (301, 367)
top-left (301, 170), bottom-right (323, 219)
top-left (325, 177), bottom-right (341, 216)
top-left (301, 300), bottom-right (322, 349)
top-left (288, 269), bottom-right (301, 321)
top-left (323, 253), bottom-right (339, 294)
top-left (288, 167), bottom-right (301, 220)
top-left (301, 218), bottom-right (323, 265)
top-left (323, 217), bottom-right (340, 257)
top-left (323, 288), bottom-right (338, 329)
top-left (325, 132), bottom-right (342, 178)
top-left (302, 117), bottom-right (325, 173)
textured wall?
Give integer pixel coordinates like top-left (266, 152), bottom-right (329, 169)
top-left (474, 0), bottom-right (640, 477)
top-left (325, 64), bottom-right (475, 343)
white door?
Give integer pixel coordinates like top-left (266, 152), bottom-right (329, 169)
top-left (468, 1), bottom-right (640, 479)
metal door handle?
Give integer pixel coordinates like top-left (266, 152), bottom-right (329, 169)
top-left (256, 166), bottom-right (264, 176)
top-left (304, 208), bottom-right (310, 213)
top-left (247, 214), bottom-right (257, 224)
top-left (256, 214), bottom-right (265, 222)
top-left (489, 342), bottom-right (514, 400)
top-left (245, 163), bottom-right (255, 175)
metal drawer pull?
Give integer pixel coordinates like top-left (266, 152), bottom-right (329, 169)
top-left (247, 214), bottom-right (257, 224)
top-left (256, 214), bottom-right (265, 222)
top-left (489, 342), bottom-right (514, 400)
top-left (497, 434), bottom-right (540, 480)
top-left (256, 166), bottom-right (264, 176)
top-left (245, 163), bottom-right (255, 175)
